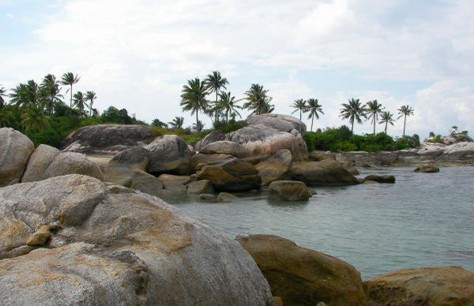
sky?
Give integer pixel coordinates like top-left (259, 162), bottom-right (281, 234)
top-left (1, 0), bottom-right (473, 138)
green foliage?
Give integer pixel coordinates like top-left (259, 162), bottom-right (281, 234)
top-left (304, 126), bottom-right (420, 152)
top-left (213, 119), bottom-right (246, 133)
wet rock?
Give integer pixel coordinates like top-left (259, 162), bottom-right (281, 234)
top-left (187, 179), bottom-right (214, 194)
top-left (267, 180), bottom-right (312, 201)
top-left (362, 175), bottom-right (396, 183)
top-left (290, 159), bottom-right (359, 186)
top-left (365, 266), bottom-right (474, 306)
top-left (414, 164), bottom-right (440, 173)
top-left (256, 149), bottom-right (292, 186)
top-left (236, 234), bottom-right (367, 306)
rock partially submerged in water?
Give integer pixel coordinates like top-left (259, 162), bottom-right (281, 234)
top-left (0, 174), bottom-right (274, 306)
top-left (236, 234), bottom-right (367, 306)
top-left (267, 180), bottom-right (312, 201)
top-left (414, 164), bottom-right (440, 173)
top-left (0, 128), bottom-right (34, 187)
top-left (256, 149), bottom-right (293, 186)
top-left (290, 159), bottom-right (359, 186)
top-left (365, 266), bottom-right (474, 306)
top-left (362, 175), bottom-right (396, 183)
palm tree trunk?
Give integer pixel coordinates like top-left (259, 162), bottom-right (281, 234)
top-left (403, 115), bottom-right (407, 136)
top-left (373, 118), bottom-right (376, 135)
top-left (384, 122), bottom-right (388, 134)
top-left (351, 121), bottom-right (354, 134)
top-left (299, 110), bottom-right (302, 121)
top-left (196, 111), bottom-right (199, 128)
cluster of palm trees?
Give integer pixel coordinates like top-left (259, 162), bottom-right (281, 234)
top-left (291, 98), bottom-right (415, 136)
top-left (0, 73), bottom-right (97, 133)
top-left (179, 71), bottom-right (274, 131)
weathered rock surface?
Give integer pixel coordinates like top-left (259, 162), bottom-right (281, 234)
top-left (268, 180), bottom-right (312, 201)
top-left (194, 129), bottom-right (226, 151)
top-left (256, 149), bottom-right (293, 186)
top-left (0, 128), bottom-right (34, 187)
top-left (290, 159), bottom-right (359, 186)
top-left (0, 175), bottom-right (274, 306)
top-left (197, 157), bottom-right (261, 192)
top-left (228, 114), bottom-right (308, 162)
top-left (61, 124), bottom-right (153, 153)
top-left (22, 144), bottom-right (103, 182)
top-left (187, 179), bottom-right (215, 194)
top-left (145, 134), bottom-right (192, 175)
top-left (365, 266), bottom-right (474, 306)
top-left (236, 234), bottom-right (367, 306)
top-left (200, 140), bottom-right (249, 158)
top-left (217, 192), bottom-right (240, 202)
top-left (246, 113), bottom-right (306, 134)
top-left (191, 153), bottom-right (235, 171)
top-left (362, 175), bottom-right (396, 184)
top-left (414, 164), bottom-right (440, 173)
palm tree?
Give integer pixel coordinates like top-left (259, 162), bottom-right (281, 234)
top-left (306, 98), bottom-right (324, 132)
top-left (217, 91), bottom-right (242, 123)
top-left (379, 111), bottom-right (395, 134)
top-left (21, 107), bottom-right (50, 142)
top-left (40, 74), bottom-right (62, 114)
top-left (0, 85), bottom-right (7, 107)
top-left (397, 105), bottom-right (414, 136)
top-left (180, 78), bottom-right (209, 128)
top-left (243, 83), bottom-right (274, 115)
top-left (366, 100), bottom-right (384, 134)
top-left (73, 91), bottom-right (86, 114)
top-left (168, 116), bottom-right (184, 130)
top-left (339, 98), bottom-right (367, 133)
top-left (60, 72), bottom-right (80, 112)
top-left (205, 71), bottom-right (229, 122)
top-left (193, 120), bottom-right (205, 132)
top-left (85, 91), bottom-right (97, 116)
top-left (291, 99), bottom-right (307, 121)
top-left (9, 80), bottom-right (42, 111)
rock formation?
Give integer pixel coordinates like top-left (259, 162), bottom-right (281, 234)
top-left (0, 175), bottom-right (274, 305)
top-left (0, 128), bottom-right (34, 187)
top-left (290, 159), bottom-right (359, 186)
top-left (267, 180), bottom-right (312, 201)
top-left (145, 134), bottom-right (192, 175)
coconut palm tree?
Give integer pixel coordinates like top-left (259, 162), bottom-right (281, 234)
top-left (397, 105), bottom-right (414, 136)
top-left (9, 80), bottom-right (42, 111)
top-left (217, 91), bottom-right (242, 123)
top-left (85, 91), bottom-right (97, 116)
top-left (243, 83), bottom-right (274, 115)
top-left (0, 85), bottom-right (7, 107)
top-left (21, 107), bottom-right (50, 143)
top-left (193, 120), bottom-right (205, 132)
top-left (73, 91), bottom-right (86, 114)
top-left (60, 72), bottom-right (80, 112)
top-left (339, 98), bottom-right (367, 133)
top-left (366, 100), bottom-right (384, 134)
top-left (379, 111), bottom-right (395, 134)
top-left (291, 99), bottom-right (307, 121)
top-left (40, 74), bottom-right (62, 114)
top-left (0, 85), bottom-right (7, 127)
top-left (306, 98), bottom-right (324, 132)
top-left (168, 116), bottom-right (184, 130)
top-left (204, 71), bottom-right (228, 122)
top-left (180, 78), bottom-right (209, 128)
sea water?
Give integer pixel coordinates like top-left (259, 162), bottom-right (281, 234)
top-left (174, 166), bottom-right (474, 280)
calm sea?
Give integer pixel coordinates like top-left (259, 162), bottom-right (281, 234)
top-left (173, 166), bottom-right (474, 280)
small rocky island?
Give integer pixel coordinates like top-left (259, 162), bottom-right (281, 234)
top-left (1, 114), bottom-right (473, 305)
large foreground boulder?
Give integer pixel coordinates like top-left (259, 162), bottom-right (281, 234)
top-left (60, 124), bottom-right (153, 153)
top-left (365, 266), bottom-right (474, 306)
top-left (290, 159), bottom-right (359, 186)
top-left (0, 128), bottom-right (34, 187)
top-left (21, 144), bottom-right (103, 182)
top-left (145, 134), bottom-right (192, 175)
top-left (236, 234), bottom-right (367, 306)
top-left (227, 114), bottom-right (308, 162)
top-left (0, 175), bottom-right (273, 306)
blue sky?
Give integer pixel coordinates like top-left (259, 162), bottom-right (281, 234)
top-left (1, 0), bottom-right (473, 138)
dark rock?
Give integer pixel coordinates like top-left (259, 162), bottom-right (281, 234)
top-left (187, 179), bottom-right (215, 194)
top-left (197, 158), bottom-right (261, 192)
top-left (414, 164), bottom-right (440, 173)
top-left (145, 135), bottom-right (192, 175)
top-left (290, 159), bottom-right (359, 186)
top-left (362, 175), bottom-right (396, 183)
top-left (60, 124), bottom-right (153, 154)
top-left (236, 234), bottom-right (367, 306)
top-left (268, 180), bottom-right (312, 201)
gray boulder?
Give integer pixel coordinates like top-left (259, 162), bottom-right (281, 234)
top-left (256, 149), bottom-right (292, 186)
top-left (268, 180), bottom-right (312, 201)
top-left (414, 164), bottom-right (440, 173)
top-left (22, 144), bottom-right (103, 182)
top-left (290, 159), bottom-right (359, 186)
top-left (145, 135), bottom-right (192, 175)
top-left (61, 124), bottom-right (153, 154)
top-left (194, 130), bottom-right (226, 151)
top-left (0, 128), bottom-right (34, 187)
top-left (228, 124), bottom-right (308, 161)
top-left (187, 179), bottom-right (215, 194)
top-left (246, 113), bottom-right (306, 134)
top-left (200, 140), bottom-right (249, 158)
top-left (0, 175), bottom-right (273, 306)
